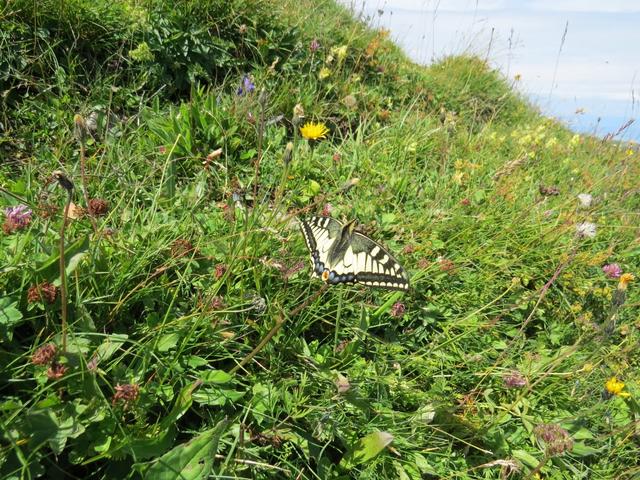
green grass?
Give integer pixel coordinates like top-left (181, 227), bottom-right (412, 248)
top-left (1, 0), bottom-right (639, 478)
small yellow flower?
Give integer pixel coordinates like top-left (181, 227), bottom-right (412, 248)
top-left (569, 134), bottom-right (581, 147)
top-left (319, 67), bottom-right (331, 80)
top-left (605, 377), bottom-right (631, 397)
top-left (618, 273), bottom-right (634, 291)
top-left (300, 122), bottom-right (329, 141)
top-left (331, 45), bottom-right (348, 61)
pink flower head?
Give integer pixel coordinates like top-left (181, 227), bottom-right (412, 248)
top-left (321, 203), bottom-right (333, 217)
top-left (4, 205), bottom-right (33, 228)
top-left (390, 302), bottom-right (406, 318)
top-left (503, 370), bottom-right (527, 388)
top-left (309, 39), bottom-right (320, 52)
top-left (4, 204), bottom-right (32, 232)
top-left (602, 263), bottom-right (622, 279)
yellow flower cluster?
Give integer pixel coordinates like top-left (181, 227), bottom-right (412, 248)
top-left (569, 134), bottom-right (582, 148)
top-left (617, 273), bottom-right (634, 291)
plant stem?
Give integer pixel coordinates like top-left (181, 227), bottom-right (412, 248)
top-left (59, 191), bottom-right (72, 352)
top-left (79, 141), bottom-right (98, 233)
top-left (253, 89), bottom-right (267, 202)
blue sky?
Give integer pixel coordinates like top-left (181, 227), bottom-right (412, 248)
top-left (345, 0), bottom-right (640, 141)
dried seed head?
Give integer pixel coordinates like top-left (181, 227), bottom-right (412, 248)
top-left (88, 198), bottom-right (109, 216)
top-left (214, 263), bottom-right (228, 280)
top-left (534, 423), bottom-right (573, 456)
top-left (293, 103), bottom-right (305, 124)
top-left (32, 343), bottom-right (57, 365)
top-left (52, 170), bottom-right (74, 192)
top-left (283, 142), bottom-right (293, 166)
top-left (73, 114), bottom-right (88, 143)
top-left (390, 302), bottom-right (406, 318)
top-left (112, 383), bottom-right (140, 405)
top-left (46, 362), bottom-right (68, 380)
top-left (27, 282), bottom-right (58, 304)
top-left (503, 371), bottom-right (528, 388)
top-left (171, 239), bottom-right (195, 258)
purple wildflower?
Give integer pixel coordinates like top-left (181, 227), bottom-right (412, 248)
top-left (390, 302), bottom-right (406, 318)
top-left (602, 263), bottom-right (622, 279)
top-left (310, 39), bottom-right (320, 52)
top-left (5, 205), bottom-right (32, 226)
top-left (503, 371), bottom-right (527, 388)
top-left (237, 75), bottom-right (255, 96)
top-left (3, 204), bottom-right (32, 234)
top-left (534, 423), bottom-right (573, 456)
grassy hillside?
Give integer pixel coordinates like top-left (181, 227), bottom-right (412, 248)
top-left (1, 0), bottom-right (639, 478)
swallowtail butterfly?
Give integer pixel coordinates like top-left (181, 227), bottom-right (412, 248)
top-left (299, 216), bottom-right (409, 291)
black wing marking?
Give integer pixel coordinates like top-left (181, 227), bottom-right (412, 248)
top-left (299, 216), bottom-right (342, 276)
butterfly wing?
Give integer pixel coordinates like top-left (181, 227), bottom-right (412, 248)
top-left (300, 216), bottom-right (409, 291)
top-left (330, 231), bottom-right (409, 291)
top-left (299, 216), bottom-right (343, 276)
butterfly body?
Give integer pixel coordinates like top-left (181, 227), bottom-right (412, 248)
top-left (300, 216), bottom-right (409, 291)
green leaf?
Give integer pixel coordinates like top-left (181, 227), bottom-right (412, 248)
top-left (66, 249), bottom-right (89, 276)
top-left (0, 297), bottom-right (23, 340)
top-left (571, 441), bottom-right (602, 457)
top-left (413, 453), bottom-right (437, 475)
top-left (199, 370), bottom-right (232, 384)
top-left (91, 334), bottom-right (129, 365)
top-left (341, 431), bottom-right (394, 468)
top-left (156, 333), bottom-right (180, 352)
top-left (512, 449), bottom-right (539, 469)
top-left (193, 387), bottom-right (245, 406)
top-left (163, 381), bottom-right (202, 427)
top-left (185, 356), bottom-right (208, 368)
top-left (143, 420), bottom-right (228, 480)
top-left (35, 235), bottom-right (90, 282)
top-left (240, 149), bottom-right (257, 160)
top-left (124, 382), bottom-right (202, 459)
top-left (570, 427), bottom-right (595, 440)
top-left (0, 297), bottom-right (23, 326)
top-left (473, 189), bottom-right (486, 203)
top-left (306, 179), bottom-right (321, 196)
top-left (380, 212), bottom-right (396, 226)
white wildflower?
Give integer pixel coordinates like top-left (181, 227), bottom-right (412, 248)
top-left (577, 193), bottom-right (593, 207)
top-left (576, 222), bottom-right (597, 238)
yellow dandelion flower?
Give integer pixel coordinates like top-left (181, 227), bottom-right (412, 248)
top-left (605, 377), bottom-right (630, 397)
top-left (300, 122), bottom-right (329, 141)
top-left (618, 273), bottom-right (634, 291)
